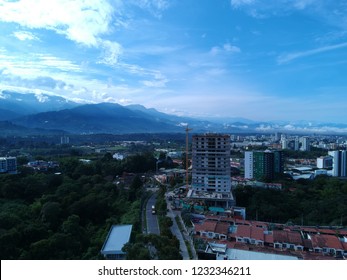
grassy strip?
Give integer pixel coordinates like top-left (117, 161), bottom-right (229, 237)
top-left (185, 240), bottom-right (193, 260)
top-left (175, 216), bottom-right (184, 232)
top-left (141, 191), bottom-right (152, 233)
top-left (175, 216), bottom-right (194, 259)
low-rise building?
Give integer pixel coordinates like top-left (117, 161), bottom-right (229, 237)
top-left (193, 216), bottom-right (347, 260)
top-left (309, 234), bottom-right (345, 257)
top-left (100, 224), bottom-right (132, 260)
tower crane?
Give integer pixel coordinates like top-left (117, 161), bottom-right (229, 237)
top-left (185, 125), bottom-right (192, 191)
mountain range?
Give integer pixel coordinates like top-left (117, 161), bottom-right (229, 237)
top-left (1, 90), bottom-right (347, 135)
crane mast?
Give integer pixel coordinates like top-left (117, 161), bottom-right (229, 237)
top-left (185, 126), bottom-right (192, 191)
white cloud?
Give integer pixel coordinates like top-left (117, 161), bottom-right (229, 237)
top-left (0, 51), bottom-right (82, 80)
top-left (277, 42), bottom-right (347, 64)
top-left (0, 0), bottom-right (116, 47)
top-left (13, 31), bottom-right (39, 41)
top-left (118, 98), bottom-right (132, 104)
top-left (223, 43), bottom-right (241, 53)
top-left (98, 40), bottom-right (123, 66)
top-left (293, 0), bottom-right (315, 10)
top-left (142, 78), bottom-right (168, 88)
top-left (210, 44), bottom-right (241, 56)
top-left (230, 0), bottom-right (256, 8)
top-left (230, 0), bottom-right (319, 18)
top-left (35, 93), bottom-right (50, 103)
top-left (0, 0), bottom-right (123, 66)
top-left (131, 0), bottom-right (170, 18)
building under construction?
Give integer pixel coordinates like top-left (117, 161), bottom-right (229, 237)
top-left (187, 133), bottom-right (235, 208)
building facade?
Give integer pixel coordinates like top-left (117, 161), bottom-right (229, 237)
top-left (316, 156), bottom-right (333, 169)
top-left (191, 134), bottom-right (231, 193)
top-left (244, 150), bottom-right (284, 181)
top-left (300, 136), bottom-right (311, 151)
top-left (0, 157), bottom-right (17, 174)
top-left (328, 150), bottom-right (347, 177)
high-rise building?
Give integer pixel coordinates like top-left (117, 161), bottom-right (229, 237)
top-left (244, 151), bottom-right (254, 179)
top-left (328, 150), bottom-right (347, 177)
top-left (244, 150), bottom-right (284, 181)
top-left (294, 136), bottom-right (300, 151)
top-left (191, 134), bottom-right (231, 193)
top-left (300, 136), bottom-right (311, 151)
top-left (274, 132), bottom-right (280, 142)
top-left (280, 134), bottom-right (288, 150)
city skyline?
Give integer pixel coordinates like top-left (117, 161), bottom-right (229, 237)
top-left (1, 0), bottom-right (347, 123)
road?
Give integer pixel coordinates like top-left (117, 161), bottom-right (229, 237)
top-left (146, 193), bottom-right (160, 235)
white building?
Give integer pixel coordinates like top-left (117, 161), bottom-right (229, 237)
top-left (328, 150), bottom-right (347, 177)
top-left (100, 224), bottom-right (132, 260)
top-left (244, 151), bottom-right (254, 179)
top-left (316, 156), bottom-right (333, 169)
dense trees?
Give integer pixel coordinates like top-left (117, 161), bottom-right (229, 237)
top-left (234, 176), bottom-right (347, 226)
top-left (0, 153), bottom-right (155, 259)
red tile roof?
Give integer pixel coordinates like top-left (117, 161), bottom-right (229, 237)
top-left (195, 220), bottom-right (217, 233)
top-left (318, 229), bottom-right (337, 235)
top-left (236, 225), bottom-right (251, 238)
top-left (273, 230), bottom-right (303, 245)
top-left (310, 234), bottom-right (343, 250)
top-left (264, 234), bottom-right (274, 244)
top-left (215, 222), bottom-right (230, 235)
top-left (251, 226), bottom-right (265, 241)
top-left (235, 225), bottom-right (265, 241)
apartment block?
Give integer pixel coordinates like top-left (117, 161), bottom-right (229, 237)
top-left (244, 150), bottom-right (284, 181)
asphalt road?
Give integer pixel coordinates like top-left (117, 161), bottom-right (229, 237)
top-left (146, 193), bottom-right (160, 235)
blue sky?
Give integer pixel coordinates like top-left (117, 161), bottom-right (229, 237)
top-left (0, 0), bottom-right (347, 123)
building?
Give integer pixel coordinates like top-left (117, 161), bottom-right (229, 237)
top-left (244, 150), bottom-right (284, 181)
top-left (280, 134), bottom-right (288, 150)
top-left (100, 224), bottom-right (132, 260)
top-left (300, 136), bottom-right (311, 151)
top-left (188, 134), bottom-right (234, 208)
top-left (244, 151), bottom-right (254, 179)
top-left (0, 157), bottom-right (17, 174)
top-left (193, 215), bottom-right (347, 260)
top-left (60, 135), bottom-right (70, 144)
top-left (294, 136), bottom-right (300, 151)
top-left (316, 156), bottom-right (333, 169)
top-left (328, 150), bottom-right (347, 177)
top-left (191, 134), bottom-right (231, 193)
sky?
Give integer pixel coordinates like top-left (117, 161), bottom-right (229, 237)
top-left (0, 0), bottom-right (347, 123)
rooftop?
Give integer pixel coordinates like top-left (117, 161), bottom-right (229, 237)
top-left (101, 224), bottom-right (132, 255)
top-left (223, 248), bottom-right (298, 260)
top-left (187, 189), bottom-right (234, 201)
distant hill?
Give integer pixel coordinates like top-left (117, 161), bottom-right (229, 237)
top-left (0, 108), bottom-right (22, 121)
top-left (0, 90), bottom-right (78, 120)
top-left (2, 90), bottom-right (347, 135)
top-left (11, 103), bottom-right (189, 134)
top-left (0, 121), bottom-right (66, 136)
